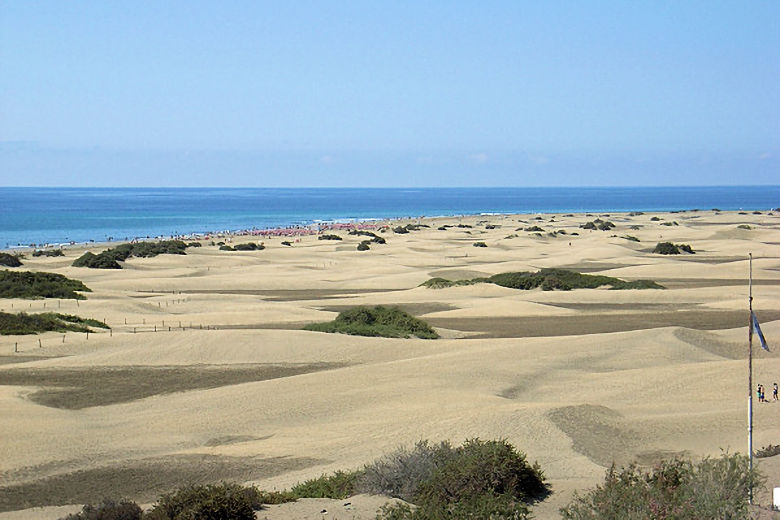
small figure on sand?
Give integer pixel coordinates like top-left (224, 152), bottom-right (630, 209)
top-left (774, 383), bottom-right (778, 401)
top-left (757, 384), bottom-right (766, 403)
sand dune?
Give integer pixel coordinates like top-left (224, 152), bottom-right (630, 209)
top-left (1, 210), bottom-right (779, 518)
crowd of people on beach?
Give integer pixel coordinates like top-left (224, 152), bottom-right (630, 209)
top-left (757, 383), bottom-right (778, 402)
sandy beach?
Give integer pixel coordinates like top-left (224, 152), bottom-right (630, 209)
top-left (1, 209), bottom-right (779, 519)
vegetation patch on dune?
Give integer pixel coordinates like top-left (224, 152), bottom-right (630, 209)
top-left (44, 442), bottom-right (763, 520)
top-left (318, 234), bottom-right (342, 240)
top-left (32, 249), bottom-right (65, 257)
top-left (653, 241), bottom-right (695, 254)
top-left (560, 453), bottom-right (759, 519)
top-left (304, 305), bottom-right (439, 339)
top-left (0, 253), bottom-right (23, 267)
top-left (219, 242), bottom-right (264, 251)
top-left (422, 268), bottom-right (663, 291)
top-left (258, 438), bottom-right (549, 519)
top-left (0, 270), bottom-right (91, 299)
top-left (73, 240), bottom-right (191, 268)
top-left (0, 312), bottom-right (108, 335)
top-left (581, 219), bottom-right (615, 231)
top-left (349, 230), bottom-right (386, 244)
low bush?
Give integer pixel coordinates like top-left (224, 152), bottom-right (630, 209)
top-left (755, 444), bottom-right (780, 458)
top-left (372, 439), bottom-right (548, 520)
top-left (393, 226), bottom-right (410, 234)
top-left (0, 270), bottom-right (91, 299)
top-left (144, 482), bottom-right (260, 520)
top-left (73, 241), bottom-right (190, 269)
top-left (187, 242), bottom-right (202, 247)
top-left (628, 211), bottom-right (644, 216)
top-left (622, 235), bottom-right (640, 242)
top-left (32, 249), bottom-right (65, 257)
top-left (304, 305), bottom-right (438, 339)
top-left (661, 221), bottom-right (679, 226)
top-left (281, 241), bottom-right (292, 246)
top-left (72, 251), bottom-right (122, 269)
top-left (419, 277), bottom-right (485, 289)
top-left (737, 224), bottom-right (751, 230)
top-left (654, 242), bottom-right (695, 255)
top-left (0, 253), bottom-right (23, 267)
top-left (650, 216), bottom-right (662, 221)
top-left (422, 268), bottom-right (663, 292)
top-left (523, 226), bottom-right (544, 232)
top-left (290, 470), bottom-right (360, 499)
top-left (472, 242), bottom-right (487, 247)
top-left (348, 230), bottom-right (386, 244)
top-left (60, 498), bottom-right (142, 520)
top-left (318, 234), bottom-right (343, 241)
top-left (357, 241), bottom-right (371, 251)
top-left (0, 312), bottom-right (109, 335)
top-left (560, 453), bottom-right (760, 520)
top-left (232, 242), bottom-right (264, 251)
top-left (218, 245), bottom-right (235, 251)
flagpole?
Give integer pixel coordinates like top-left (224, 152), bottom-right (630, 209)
top-left (748, 252), bottom-right (754, 504)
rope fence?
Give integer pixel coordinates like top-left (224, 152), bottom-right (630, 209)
top-left (0, 294), bottom-right (227, 355)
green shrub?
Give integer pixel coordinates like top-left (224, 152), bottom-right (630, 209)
top-left (755, 444), bottom-right (780, 458)
top-left (597, 221), bottom-right (615, 231)
top-left (281, 241), bottom-right (292, 246)
top-left (304, 305), bottom-right (438, 339)
top-left (650, 216), bottom-right (662, 221)
top-left (187, 242), bottom-right (202, 247)
top-left (523, 226), bottom-right (544, 232)
top-left (737, 224), bottom-right (751, 230)
top-left (473, 242), bottom-right (487, 247)
top-left (360, 441), bottom-right (455, 501)
top-left (144, 482), bottom-right (259, 520)
top-left (357, 241), bottom-right (371, 251)
top-left (60, 498), bottom-right (142, 520)
top-left (232, 242), bottom-right (264, 251)
top-left (73, 251), bottom-right (122, 269)
top-left (654, 242), bottom-right (695, 255)
top-left (661, 221), bottom-right (679, 226)
top-left (72, 241), bottom-right (190, 269)
top-left (419, 277), bottom-right (484, 289)
top-left (374, 439), bottom-right (547, 520)
top-left (580, 219), bottom-right (615, 231)
top-left (218, 245), bottom-right (235, 251)
top-left (0, 312), bottom-right (109, 335)
top-left (318, 234), bottom-right (343, 241)
top-left (290, 470), bottom-right (360, 499)
top-left (348, 230), bottom-right (386, 244)
top-left (0, 253), bottom-right (23, 267)
top-left (622, 235), bottom-right (640, 242)
top-left (393, 226), bottom-right (410, 234)
top-left (560, 453), bottom-right (760, 520)
top-left (0, 270), bottom-right (91, 299)
top-left (32, 249), bottom-right (65, 257)
top-left (421, 269), bottom-right (663, 292)
top-left (629, 211), bottom-right (644, 216)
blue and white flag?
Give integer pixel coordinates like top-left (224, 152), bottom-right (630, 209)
top-left (752, 311), bottom-right (770, 352)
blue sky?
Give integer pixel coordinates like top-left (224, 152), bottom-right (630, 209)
top-left (1, 1), bottom-right (778, 187)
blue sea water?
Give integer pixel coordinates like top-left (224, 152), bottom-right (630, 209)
top-left (1, 186), bottom-right (778, 248)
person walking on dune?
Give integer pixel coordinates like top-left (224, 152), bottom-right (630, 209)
top-left (773, 383), bottom-right (778, 402)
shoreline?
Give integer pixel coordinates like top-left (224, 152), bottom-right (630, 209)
top-left (4, 207), bottom-right (776, 253)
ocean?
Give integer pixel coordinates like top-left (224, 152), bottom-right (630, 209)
top-left (1, 186), bottom-right (778, 248)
